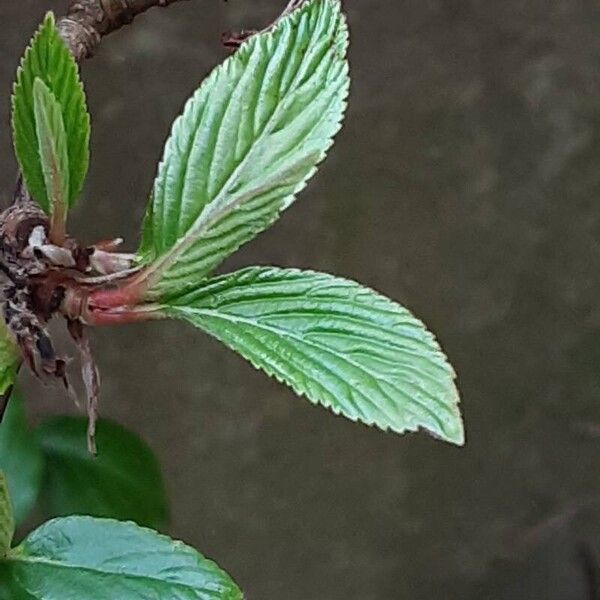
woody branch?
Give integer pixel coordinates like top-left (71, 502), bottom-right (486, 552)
top-left (58, 0), bottom-right (192, 61)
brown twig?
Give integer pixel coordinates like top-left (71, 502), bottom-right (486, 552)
top-left (58, 0), bottom-right (192, 62)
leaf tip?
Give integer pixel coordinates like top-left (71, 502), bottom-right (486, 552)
top-left (429, 383), bottom-right (464, 446)
top-left (44, 11), bottom-right (56, 24)
top-left (443, 415), bottom-right (466, 447)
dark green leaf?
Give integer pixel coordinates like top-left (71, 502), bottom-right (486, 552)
top-left (36, 417), bottom-right (168, 528)
top-left (0, 516), bottom-right (242, 599)
top-left (163, 267), bottom-right (464, 445)
top-left (0, 322), bottom-right (19, 400)
top-left (12, 12), bottom-right (90, 212)
top-left (138, 0), bottom-right (349, 297)
top-left (0, 394), bottom-right (43, 526)
top-left (0, 474), bottom-right (13, 558)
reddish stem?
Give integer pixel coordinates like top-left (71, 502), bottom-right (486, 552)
top-left (83, 307), bottom-right (162, 326)
top-left (82, 277), bottom-right (160, 326)
top-left (87, 280), bottom-right (146, 309)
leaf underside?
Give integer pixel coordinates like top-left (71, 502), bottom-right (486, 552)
top-left (138, 0), bottom-right (349, 297)
top-left (0, 517), bottom-right (242, 600)
top-left (163, 267), bottom-right (464, 445)
top-left (12, 11), bottom-right (89, 212)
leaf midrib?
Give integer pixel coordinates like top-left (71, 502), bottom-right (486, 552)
top-left (172, 305), bottom-right (452, 432)
top-left (5, 554), bottom-right (228, 597)
top-left (143, 17), bottom-right (345, 286)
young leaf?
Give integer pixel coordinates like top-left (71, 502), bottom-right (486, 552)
top-left (0, 517), bottom-right (242, 599)
top-left (0, 474), bottom-right (14, 558)
top-left (12, 11), bottom-right (90, 212)
top-left (0, 394), bottom-right (44, 527)
top-left (36, 417), bottom-right (168, 528)
top-left (162, 267), bottom-right (464, 445)
top-left (33, 78), bottom-right (70, 242)
top-left (138, 0), bottom-right (349, 297)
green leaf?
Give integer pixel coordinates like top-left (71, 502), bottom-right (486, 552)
top-left (138, 0), bottom-right (349, 298)
top-left (12, 11), bottom-right (90, 212)
top-left (0, 394), bottom-right (44, 527)
top-left (0, 322), bottom-right (19, 400)
top-left (0, 516), bottom-right (242, 599)
top-left (162, 267), bottom-right (464, 445)
top-left (36, 417), bottom-right (168, 528)
top-left (33, 78), bottom-right (69, 235)
top-left (0, 474), bottom-right (14, 558)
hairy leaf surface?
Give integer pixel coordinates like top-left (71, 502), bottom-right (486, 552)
top-left (0, 395), bottom-right (43, 527)
top-left (0, 517), bottom-right (241, 599)
top-left (138, 0), bottom-right (349, 297)
top-left (12, 12), bottom-right (89, 212)
top-left (163, 267), bottom-right (464, 445)
top-left (36, 417), bottom-right (168, 528)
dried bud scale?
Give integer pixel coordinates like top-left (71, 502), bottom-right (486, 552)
top-left (0, 199), bottom-right (146, 449)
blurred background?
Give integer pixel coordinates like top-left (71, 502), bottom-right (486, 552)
top-left (1, 1), bottom-right (600, 598)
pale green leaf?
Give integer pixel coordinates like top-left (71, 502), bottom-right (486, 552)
top-left (0, 394), bottom-right (44, 527)
top-left (0, 517), bottom-right (242, 599)
top-left (36, 417), bottom-right (168, 528)
top-left (0, 474), bottom-right (13, 558)
top-left (12, 11), bottom-right (90, 212)
top-left (33, 78), bottom-right (69, 232)
top-left (162, 267), bottom-right (464, 445)
top-left (138, 0), bottom-right (349, 298)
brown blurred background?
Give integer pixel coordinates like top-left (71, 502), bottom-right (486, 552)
top-left (2, 1), bottom-right (600, 598)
